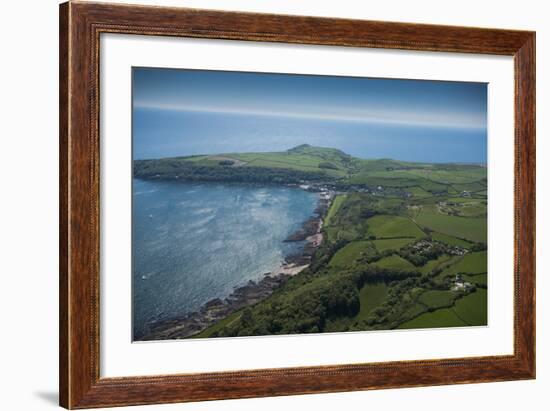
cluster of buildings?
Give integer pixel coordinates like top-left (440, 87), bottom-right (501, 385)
top-left (297, 182), bottom-right (338, 193)
top-left (447, 246), bottom-right (468, 256)
top-left (410, 240), bottom-right (434, 254)
top-left (451, 274), bottom-right (474, 292)
top-left (411, 239), bottom-right (468, 257)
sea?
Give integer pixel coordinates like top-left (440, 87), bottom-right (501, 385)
top-left (132, 179), bottom-right (318, 338)
top-left (133, 109), bottom-right (487, 164)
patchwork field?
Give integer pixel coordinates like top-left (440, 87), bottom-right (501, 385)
top-left (366, 215), bottom-right (426, 239)
top-left (398, 307), bottom-right (467, 329)
top-left (329, 241), bottom-right (375, 268)
top-left (399, 167), bottom-right (487, 184)
top-left (373, 255), bottom-right (417, 271)
top-left (325, 194), bottom-right (347, 226)
top-left (372, 238), bottom-right (416, 252)
top-left (462, 273), bottom-right (487, 287)
top-left (419, 255), bottom-right (455, 275)
top-left (416, 205), bottom-right (487, 243)
top-left (398, 283), bottom-right (487, 330)
top-left (419, 290), bottom-right (456, 309)
top-left (431, 232), bottom-right (472, 248)
top-left (437, 251), bottom-right (488, 280)
top-left (354, 283), bottom-right (389, 322)
top-left (453, 289), bottom-right (487, 325)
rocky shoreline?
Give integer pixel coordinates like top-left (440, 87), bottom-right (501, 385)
top-left (137, 191), bottom-right (333, 341)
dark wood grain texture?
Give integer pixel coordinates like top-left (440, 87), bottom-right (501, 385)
top-left (59, 1), bottom-right (536, 408)
top-left (59, 2), bottom-right (69, 407)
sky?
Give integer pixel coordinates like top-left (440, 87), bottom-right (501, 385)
top-left (132, 67), bottom-right (487, 163)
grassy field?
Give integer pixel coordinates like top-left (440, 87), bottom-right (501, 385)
top-left (445, 251), bottom-right (487, 275)
top-left (460, 203), bottom-right (487, 217)
top-left (397, 288), bottom-right (487, 329)
top-left (405, 186), bottom-right (433, 198)
top-left (401, 167), bottom-right (487, 184)
top-left (462, 273), bottom-right (487, 287)
top-left (451, 181), bottom-right (487, 193)
top-left (366, 215), bottom-right (425, 239)
top-left (397, 307), bottom-right (467, 329)
top-left (419, 290), bottom-right (455, 309)
top-left (418, 254), bottom-right (458, 275)
top-left (354, 282), bottom-right (388, 322)
top-left (453, 289), bottom-right (487, 326)
top-left (431, 232), bottom-right (472, 248)
top-left (372, 238), bottom-right (416, 252)
top-left (401, 303), bottom-right (427, 320)
top-left (439, 201), bottom-right (487, 218)
top-left (347, 174), bottom-right (449, 194)
top-left (434, 252), bottom-right (487, 284)
top-left (226, 144), bottom-right (360, 178)
top-left (373, 255), bottom-right (416, 271)
top-left (416, 205), bottom-right (487, 243)
top-left (329, 241), bottom-right (375, 268)
top-left (325, 194), bottom-right (347, 226)
top-left (446, 197), bottom-right (485, 203)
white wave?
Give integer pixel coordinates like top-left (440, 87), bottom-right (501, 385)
top-left (133, 189), bottom-right (158, 196)
top-left (191, 207), bottom-right (215, 216)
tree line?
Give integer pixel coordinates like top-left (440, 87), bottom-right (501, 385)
top-left (134, 159), bottom-right (334, 185)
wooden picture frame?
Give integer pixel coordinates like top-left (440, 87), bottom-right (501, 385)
top-left (59, 1), bottom-right (535, 408)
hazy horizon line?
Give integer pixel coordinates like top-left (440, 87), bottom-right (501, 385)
top-left (134, 103), bottom-right (487, 132)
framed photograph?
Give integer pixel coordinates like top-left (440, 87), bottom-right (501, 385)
top-left (59, 1), bottom-right (535, 409)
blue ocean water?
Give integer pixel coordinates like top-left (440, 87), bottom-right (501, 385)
top-left (132, 179), bottom-right (318, 338)
top-left (133, 109), bottom-right (487, 164)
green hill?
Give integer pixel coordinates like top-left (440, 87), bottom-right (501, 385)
top-left (134, 145), bottom-right (486, 194)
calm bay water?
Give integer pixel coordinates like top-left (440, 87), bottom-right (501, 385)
top-left (132, 179), bottom-right (318, 338)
